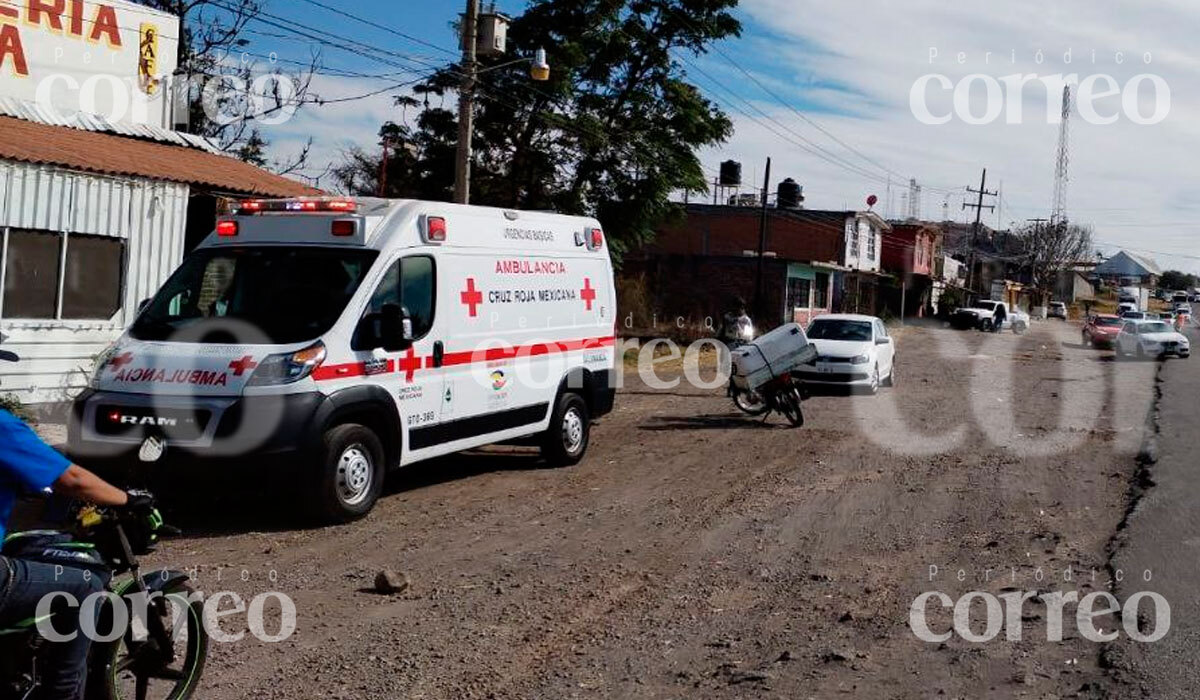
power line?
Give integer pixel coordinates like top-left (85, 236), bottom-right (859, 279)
top-left (680, 58), bottom-right (895, 188)
top-left (294, 0), bottom-right (460, 58)
top-left (663, 6), bottom-right (962, 197)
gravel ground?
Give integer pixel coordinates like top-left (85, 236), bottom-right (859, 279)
top-left (36, 322), bottom-right (1160, 698)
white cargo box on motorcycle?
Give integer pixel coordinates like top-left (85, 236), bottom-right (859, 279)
top-left (730, 323), bottom-right (816, 391)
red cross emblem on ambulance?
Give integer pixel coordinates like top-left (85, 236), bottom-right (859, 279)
top-left (228, 356), bottom-right (258, 377)
top-left (108, 352), bottom-right (134, 373)
top-left (460, 278), bottom-right (483, 318)
top-left (581, 278), bottom-right (597, 311)
top-left (398, 347), bottom-right (422, 383)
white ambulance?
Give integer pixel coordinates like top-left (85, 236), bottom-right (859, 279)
top-left (68, 198), bottom-right (618, 521)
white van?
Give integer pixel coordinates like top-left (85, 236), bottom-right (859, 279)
top-left (68, 198), bottom-right (618, 521)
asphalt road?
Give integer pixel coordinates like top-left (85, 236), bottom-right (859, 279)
top-left (1109, 323), bottom-right (1200, 699)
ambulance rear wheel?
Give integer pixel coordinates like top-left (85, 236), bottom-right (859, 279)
top-left (542, 393), bottom-right (590, 467)
top-left (310, 424), bottom-right (385, 523)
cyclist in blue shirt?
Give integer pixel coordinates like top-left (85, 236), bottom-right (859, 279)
top-left (0, 407), bottom-right (144, 699)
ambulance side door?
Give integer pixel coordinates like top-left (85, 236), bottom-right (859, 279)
top-left (354, 253), bottom-right (444, 453)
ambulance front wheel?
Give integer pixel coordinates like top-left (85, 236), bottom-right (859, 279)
top-left (310, 423), bottom-right (386, 523)
top-left (541, 393), bottom-right (590, 467)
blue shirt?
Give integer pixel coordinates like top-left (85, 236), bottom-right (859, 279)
top-left (0, 409), bottom-right (70, 542)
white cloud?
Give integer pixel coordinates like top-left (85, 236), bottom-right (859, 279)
top-left (259, 1), bottom-right (1200, 273)
top-left (257, 72), bottom-right (417, 191)
top-left (695, 0), bottom-right (1200, 274)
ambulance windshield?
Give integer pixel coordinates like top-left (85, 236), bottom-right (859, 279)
top-left (131, 247), bottom-right (379, 344)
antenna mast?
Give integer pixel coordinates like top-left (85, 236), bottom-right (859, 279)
top-left (1051, 85), bottom-right (1071, 226)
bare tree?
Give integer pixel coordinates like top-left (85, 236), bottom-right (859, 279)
top-left (140, 0), bottom-right (315, 172)
top-left (1014, 220), bottom-right (1095, 293)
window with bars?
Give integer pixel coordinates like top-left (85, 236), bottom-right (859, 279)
top-left (1, 228), bottom-right (125, 321)
top-left (787, 276), bottom-right (812, 312)
top-left (814, 272), bottom-right (830, 308)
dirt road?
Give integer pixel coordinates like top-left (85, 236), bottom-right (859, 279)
top-left (143, 323), bottom-right (1156, 699)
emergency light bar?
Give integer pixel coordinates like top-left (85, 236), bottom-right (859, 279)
top-left (421, 215), bottom-right (447, 244)
top-left (237, 199), bottom-right (358, 214)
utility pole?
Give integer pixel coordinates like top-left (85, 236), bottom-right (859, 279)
top-left (962, 168), bottom-right (998, 296)
top-left (753, 158), bottom-right (771, 319)
top-left (454, 0), bottom-right (480, 204)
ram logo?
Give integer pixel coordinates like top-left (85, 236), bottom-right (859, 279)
top-left (112, 414), bottom-right (179, 428)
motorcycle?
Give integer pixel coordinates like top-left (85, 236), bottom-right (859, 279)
top-left (0, 502), bottom-right (208, 700)
top-left (724, 323), bottom-right (806, 428)
top-left (731, 371), bottom-right (806, 427)
top-left (0, 335), bottom-right (208, 700)
top-left (724, 323), bottom-right (767, 416)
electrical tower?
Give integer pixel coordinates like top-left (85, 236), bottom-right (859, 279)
top-left (907, 178), bottom-right (922, 220)
top-left (1050, 85), bottom-right (1071, 226)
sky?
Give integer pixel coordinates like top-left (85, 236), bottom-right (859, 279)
top-left (241, 0), bottom-right (1200, 275)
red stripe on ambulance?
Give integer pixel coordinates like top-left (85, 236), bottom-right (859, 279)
top-left (313, 336), bottom-right (615, 382)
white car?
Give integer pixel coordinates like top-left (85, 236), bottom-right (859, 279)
top-left (1115, 319), bottom-right (1190, 360)
top-left (951, 300), bottom-right (1030, 334)
top-left (798, 314), bottom-right (896, 394)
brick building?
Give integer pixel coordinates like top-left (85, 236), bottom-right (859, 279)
top-left (882, 221), bottom-right (940, 318)
top-left (621, 204), bottom-right (890, 332)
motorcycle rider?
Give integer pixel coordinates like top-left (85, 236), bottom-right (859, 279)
top-left (0, 405), bottom-right (152, 699)
top-left (719, 298), bottom-right (755, 347)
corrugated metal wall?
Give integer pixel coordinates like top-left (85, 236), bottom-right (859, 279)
top-left (0, 160), bottom-right (189, 405)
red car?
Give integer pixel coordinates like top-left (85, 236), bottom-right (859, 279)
top-left (1083, 314), bottom-right (1123, 348)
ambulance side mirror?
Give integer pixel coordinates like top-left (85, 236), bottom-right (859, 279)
top-left (378, 303), bottom-right (413, 353)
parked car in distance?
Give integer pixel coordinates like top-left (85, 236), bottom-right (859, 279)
top-left (1048, 301), bottom-right (1067, 319)
top-left (1082, 314), bottom-right (1123, 348)
top-left (1115, 319), bottom-right (1191, 360)
top-left (799, 314), bottom-right (895, 395)
top-left (1116, 302), bottom-right (1138, 316)
top-left (1121, 311), bottom-right (1151, 321)
top-left (1174, 302), bottom-right (1192, 314)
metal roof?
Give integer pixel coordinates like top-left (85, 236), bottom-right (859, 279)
top-left (1095, 250), bottom-right (1162, 277)
top-left (0, 115), bottom-right (320, 197)
top-left (0, 97), bottom-right (221, 154)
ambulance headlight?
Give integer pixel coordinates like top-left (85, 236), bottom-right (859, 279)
top-left (247, 342), bottom-right (327, 386)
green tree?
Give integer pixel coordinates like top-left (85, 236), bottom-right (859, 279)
top-left (333, 0), bottom-right (740, 260)
top-left (1160, 270), bottom-right (1197, 291)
